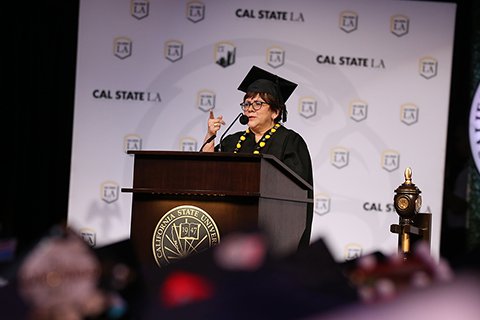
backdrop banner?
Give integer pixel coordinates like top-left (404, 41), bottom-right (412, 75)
top-left (68, 0), bottom-right (456, 261)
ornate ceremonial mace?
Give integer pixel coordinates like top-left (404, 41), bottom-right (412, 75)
top-left (390, 168), bottom-right (432, 259)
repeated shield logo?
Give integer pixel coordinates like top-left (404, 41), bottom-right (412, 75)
top-left (400, 103), bottom-right (419, 125)
top-left (215, 42), bottom-right (236, 68)
top-left (420, 57), bottom-right (438, 79)
top-left (345, 244), bottom-right (363, 261)
top-left (267, 46), bottom-right (285, 68)
top-left (114, 37), bottom-right (132, 59)
top-left (124, 134), bottom-right (142, 153)
top-left (187, 1), bottom-right (205, 23)
top-left (180, 137), bottom-right (197, 151)
top-left (331, 147), bottom-right (349, 169)
top-left (299, 97), bottom-right (317, 119)
top-left (314, 194), bottom-right (331, 216)
top-left (101, 181), bottom-right (119, 203)
top-left (349, 100), bottom-right (368, 122)
top-left (79, 228), bottom-right (96, 247)
top-left (340, 11), bottom-right (358, 33)
top-left (165, 40), bottom-right (183, 62)
top-left (382, 150), bottom-right (400, 172)
top-left (197, 90), bottom-right (215, 112)
top-left (391, 15), bottom-right (409, 37)
top-left (131, 0), bottom-right (149, 20)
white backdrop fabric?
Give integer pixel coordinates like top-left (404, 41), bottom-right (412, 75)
top-left (68, 0), bottom-right (456, 261)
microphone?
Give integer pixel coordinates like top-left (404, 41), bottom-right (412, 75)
top-left (239, 114), bottom-right (249, 125)
top-left (218, 113), bottom-right (249, 152)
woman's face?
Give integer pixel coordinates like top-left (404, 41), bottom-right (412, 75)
top-left (243, 93), bottom-right (280, 134)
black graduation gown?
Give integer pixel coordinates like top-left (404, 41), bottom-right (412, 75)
top-left (216, 125), bottom-right (314, 247)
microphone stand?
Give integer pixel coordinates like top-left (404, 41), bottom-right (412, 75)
top-left (199, 113), bottom-right (248, 152)
top-left (199, 134), bottom-right (216, 152)
top-left (218, 113), bottom-right (243, 152)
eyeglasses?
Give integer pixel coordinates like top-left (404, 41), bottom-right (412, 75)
top-left (240, 101), bottom-right (268, 111)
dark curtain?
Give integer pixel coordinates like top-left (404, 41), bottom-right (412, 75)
top-left (2, 2), bottom-right (79, 253)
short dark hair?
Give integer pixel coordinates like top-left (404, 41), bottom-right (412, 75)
top-left (243, 92), bottom-right (287, 123)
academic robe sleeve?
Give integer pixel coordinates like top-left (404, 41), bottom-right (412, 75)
top-left (278, 133), bottom-right (313, 187)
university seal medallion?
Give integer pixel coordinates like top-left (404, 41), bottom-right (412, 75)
top-left (152, 205), bottom-right (220, 267)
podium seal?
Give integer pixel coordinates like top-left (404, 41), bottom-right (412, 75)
top-left (152, 205), bottom-right (220, 267)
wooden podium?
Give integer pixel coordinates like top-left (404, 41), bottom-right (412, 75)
top-left (122, 151), bottom-right (313, 268)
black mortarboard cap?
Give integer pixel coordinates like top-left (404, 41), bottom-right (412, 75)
top-left (237, 66), bottom-right (297, 105)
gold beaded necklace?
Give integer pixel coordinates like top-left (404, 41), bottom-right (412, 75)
top-left (234, 123), bottom-right (281, 154)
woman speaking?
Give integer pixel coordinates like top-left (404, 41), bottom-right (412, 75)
top-left (202, 66), bottom-right (314, 247)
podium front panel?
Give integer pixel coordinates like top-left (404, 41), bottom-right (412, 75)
top-left (131, 194), bottom-right (260, 268)
top-left (125, 151), bottom-right (312, 268)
